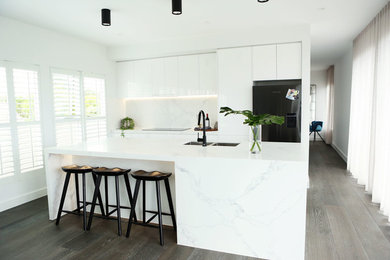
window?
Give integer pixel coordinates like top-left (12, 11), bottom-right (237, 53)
top-left (52, 70), bottom-right (82, 145)
top-left (52, 70), bottom-right (107, 145)
top-left (0, 67), bottom-right (14, 176)
top-left (0, 64), bottom-right (43, 176)
top-left (13, 69), bottom-right (43, 172)
top-left (84, 76), bottom-right (107, 142)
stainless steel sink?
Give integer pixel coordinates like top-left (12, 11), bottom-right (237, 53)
top-left (211, 142), bottom-right (240, 147)
top-left (184, 141), bottom-right (239, 147)
top-left (184, 141), bottom-right (212, 146)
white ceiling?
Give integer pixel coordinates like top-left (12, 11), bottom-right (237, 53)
top-left (0, 0), bottom-right (388, 70)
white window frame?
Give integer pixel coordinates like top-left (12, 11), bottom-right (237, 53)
top-left (51, 68), bottom-right (107, 145)
top-left (0, 61), bottom-right (44, 177)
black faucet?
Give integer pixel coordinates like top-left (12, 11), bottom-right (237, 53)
top-left (197, 110), bottom-right (207, 146)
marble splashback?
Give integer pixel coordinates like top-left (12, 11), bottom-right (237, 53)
top-left (124, 96), bottom-right (218, 129)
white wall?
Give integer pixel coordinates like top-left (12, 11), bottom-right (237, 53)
top-left (125, 96), bottom-right (218, 129)
top-left (0, 16), bottom-right (119, 211)
top-left (333, 44), bottom-right (353, 161)
top-left (310, 70), bottom-right (327, 140)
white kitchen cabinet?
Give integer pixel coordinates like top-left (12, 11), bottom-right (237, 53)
top-left (217, 47), bottom-right (252, 137)
top-left (117, 61), bottom-right (134, 97)
top-left (277, 42), bottom-right (302, 80)
top-left (163, 56), bottom-right (178, 96)
top-left (132, 59), bottom-right (152, 97)
top-left (252, 42), bottom-right (302, 81)
top-left (150, 58), bottom-right (164, 96)
top-left (178, 55), bottom-right (199, 96)
top-left (199, 53), bottom-right (217, 95)
top-left (252, 45), bottom-right (277, 80)
top-left (117, 53), bottom-right (217, 98)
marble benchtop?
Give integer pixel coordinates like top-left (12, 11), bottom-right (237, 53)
top-left (45, 136), bottom-right (308, 163)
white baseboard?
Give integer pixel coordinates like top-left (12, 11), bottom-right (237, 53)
top-left (0, 187), bottom-right (47, 212)
top-left (331, 143), bottom-right (348, 163)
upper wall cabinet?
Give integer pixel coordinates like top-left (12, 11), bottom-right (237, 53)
top-left (252, 42), bottom-right (302, 81)
top-left (117, 53), bottom-right (217, 98)
top-left (276, 43), bottom-right (302, 80)
top-left (252, 45), bottom-right (277, 80)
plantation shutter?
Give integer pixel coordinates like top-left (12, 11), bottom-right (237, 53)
top-left (52, 70), bottom-right (82, 145)
top-left (12, 68), bottom-right (43, 172)
top-left (0, 67), bottom-right (14, 176)
top-left (84, 76), bottom-right (107, 142)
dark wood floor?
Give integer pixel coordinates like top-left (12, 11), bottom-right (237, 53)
top-left (1, 142), bottom-right (390, 260)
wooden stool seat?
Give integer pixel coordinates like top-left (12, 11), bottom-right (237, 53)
top-left (61, 164), bottom-right (93, 173)
top-left (93, 167), bottom-right (131, 176)
top-left (131, 170), bottom-right (171, 181)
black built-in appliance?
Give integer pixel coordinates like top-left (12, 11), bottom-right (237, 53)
top-left (252, 80), bottom-right (301, 142)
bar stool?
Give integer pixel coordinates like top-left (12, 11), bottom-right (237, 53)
top-left (126, 170), bottom-right (176, 246)
top-left (56, 165), bottom-right (105, 230)
top-left (87, 167), bottom-right (136, 236)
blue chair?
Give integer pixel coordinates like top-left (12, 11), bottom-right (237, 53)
top-left (309, 121), bottom-right (325, 142)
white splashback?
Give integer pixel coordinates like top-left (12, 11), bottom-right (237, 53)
top-left (125, 96), bottom-right (218, 129)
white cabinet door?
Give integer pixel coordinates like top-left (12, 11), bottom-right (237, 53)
top-left (132, 59), bottom-right (152, 97)
top-left (178, 55), bottom-right (199, 96)
top-left (150, 58), bottom-right (164, 96)
top-left (199, 53), bottom-right (217, 95)
top-left (252, 45), bottom-right (277, 80)
top-left (217, 47), bottom-right (252, 136)
top-left (117, 61), bottom-right (134, 98)
top-left (277, 42), bottom-right (302, 79)
top-left (163, 56), bottom-right (178, 96)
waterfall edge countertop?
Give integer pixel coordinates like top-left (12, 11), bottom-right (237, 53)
top-left (44, 137), bottom-right (308, 260)
top-left (45, 136), bottom-right (308, 162)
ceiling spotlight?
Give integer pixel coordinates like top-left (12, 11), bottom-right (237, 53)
top-left (101, 9), bottom-right (111, 26)
top-left (257, 0), bottom-right (269, 2)
top-left (172, 0), bottom-right (182, 15)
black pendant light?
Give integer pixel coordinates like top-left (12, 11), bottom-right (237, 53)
top-left (257, 0), bottom-right (269, 2)
top-left (101, 9), bottom-right (111, 26)
top-left (172, 0), bottom-right (182, 15)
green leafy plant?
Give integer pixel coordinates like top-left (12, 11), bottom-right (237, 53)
top-left (120, 117), bottom-right (135, 137)
top-left (219, 107), bottom-right (285, 152)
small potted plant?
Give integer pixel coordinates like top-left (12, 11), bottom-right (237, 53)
top-left (120, 117), bottom-right (135, 137)
top-left (220, 107), bottom-right (284, 153)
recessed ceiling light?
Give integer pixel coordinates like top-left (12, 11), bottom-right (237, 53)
top-left (172, 0), bottom-right (182, 15)
top-left (101, 9), bottom-right (111, 26)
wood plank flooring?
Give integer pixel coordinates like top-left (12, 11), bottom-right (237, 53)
top-left (306, 141), bottom-right (390, 260)
top-left (1, 142), bottom-right (390, 259)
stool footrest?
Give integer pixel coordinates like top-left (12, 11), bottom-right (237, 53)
top-left (145, 210), bottom-right (172, 216)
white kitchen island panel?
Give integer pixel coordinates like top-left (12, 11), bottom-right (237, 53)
top-left (44, 137), bottom-right (308, 260)
top-left (175, 157), bottom-right (307, 260)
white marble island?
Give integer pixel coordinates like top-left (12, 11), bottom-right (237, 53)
top-left (44, 136), bottom-right (308, 260)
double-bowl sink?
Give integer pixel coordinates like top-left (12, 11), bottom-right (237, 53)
top-left (184, 141), bottom-right (239, 147)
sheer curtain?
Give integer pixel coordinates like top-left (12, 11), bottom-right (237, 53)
top-left (325, 66), bottom-right (334, 144)
top-left (348, 3), bottom-right (390, 220)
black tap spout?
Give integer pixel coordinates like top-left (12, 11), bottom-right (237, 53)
top-left (197, 110), bottom-right (207, 146)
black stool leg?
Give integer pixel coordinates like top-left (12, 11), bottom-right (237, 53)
top-left (115, 176), bottom-right (122, 236)
top-left (82, 173), bottom-right (87, 230)
top-left (164, 179), bottom-right (177, 231)
top-left (87, 174), bottom-right (102, 230)
top-left (143, 180), bottom-right (146, 223)
top-left (124, 174), bottom-right (137, 222)
top-left (156, 180), bottom-right (164, 246)
top-left (92, 174), bottom-right (106, 217)
top-left (126, 180), bottom-right (141, 238)
top-left (105, 175), bottom-right (109, 217)
top-left (56, 172), bottom-right (71, 225)
top-left (74, 173), bottom-right (80, 213)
